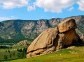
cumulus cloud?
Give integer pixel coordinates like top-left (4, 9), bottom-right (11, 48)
top-left (0, 0), bottom-right (84, 13)
top-left (77, 0), bottom-right (84, 11)
top-left (0, 0), bottom-right (28, 9)
top-left (34, 0), bottom-right (75, 13)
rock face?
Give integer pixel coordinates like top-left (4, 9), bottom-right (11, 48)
top-left (57, 19), bottom-right (79, 46)
top-left (27, 19), bottom-right (81, 58)
top-left (27, 28), bottom-right (59, 58)
top-left (58, 19), bottom-right (77, 33)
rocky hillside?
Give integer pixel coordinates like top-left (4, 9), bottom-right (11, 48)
top-left (0, 15), bottom-right (84, 43)
top-left (12, 40), bottom-right (30, 48)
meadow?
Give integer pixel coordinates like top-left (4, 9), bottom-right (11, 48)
top-left (11, 46), bottom-right (84, 62)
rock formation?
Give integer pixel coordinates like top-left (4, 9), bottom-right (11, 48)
top-left (57, 19), bottom-right (80, 49)
top-left (26, 19), bottom-right (81, 58)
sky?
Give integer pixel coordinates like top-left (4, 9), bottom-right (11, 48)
top-left (0, 0), bottom-right (84, 21)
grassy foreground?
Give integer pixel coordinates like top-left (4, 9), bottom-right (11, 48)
top-left (11, 46), bottom-right (84, 62)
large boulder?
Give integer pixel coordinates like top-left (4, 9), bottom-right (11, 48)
top-left (57, 19), bottom-right (79, 47)
top-left (27, 27), bottom-right (59, 58)
top-left (27, 19), bottom-right (81, 58)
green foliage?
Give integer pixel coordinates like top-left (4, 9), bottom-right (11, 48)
top-left (0, 48), bottom-right (27, 61)
top-left (4, 55), bottom-right (8, 60)
top-left (17, 48), bottom-right (27, 58)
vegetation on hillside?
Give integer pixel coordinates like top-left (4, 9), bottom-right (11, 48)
top-left (0, 40), bottom-right (30, 61)
top-left (0, 47), bottom-right (27, 61)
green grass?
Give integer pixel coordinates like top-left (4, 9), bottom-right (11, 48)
top-left (0, 48), bottom-right (27, 61)
top-left (10, 46), bottom-right (84, 62)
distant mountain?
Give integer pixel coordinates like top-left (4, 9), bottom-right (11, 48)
top-left (0, 15), bottom-right (84, 43)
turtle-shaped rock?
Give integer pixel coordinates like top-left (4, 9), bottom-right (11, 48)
top-left (27, 19), bottom-right (81, 58)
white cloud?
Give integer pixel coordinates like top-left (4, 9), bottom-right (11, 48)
top-left (30, 0), bottom-right (84, 13)
top-left (34, 0), bottom-right (75, 13)
top-left (0, 0), bottom-right (84, 13)
top-left (0, 16), bottom-right (16, 21)
top-left (77, 0), bottom-right (84, 11)
top-left (0, 0), bottom-right (28, 9)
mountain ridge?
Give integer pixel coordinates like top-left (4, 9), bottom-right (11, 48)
top-left (0, 15), bottom-right (84, 43)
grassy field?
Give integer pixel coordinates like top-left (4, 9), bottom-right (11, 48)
top-left (10, 46), bottom-right (84, 62)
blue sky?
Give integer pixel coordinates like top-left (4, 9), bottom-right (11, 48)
top-left (0, 0), bottom-right (84, 21)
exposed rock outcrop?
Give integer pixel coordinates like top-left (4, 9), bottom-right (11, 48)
top-left (57, 19), bottom-right (79, 47)
top-left (12, 40), bottom-right (30, 48)
top-left (27, 19), bottom-right (81, 58)
top-left (27, 27), bottom-right (58, 57)
top-left (58, 19), bottom-right (77, 33)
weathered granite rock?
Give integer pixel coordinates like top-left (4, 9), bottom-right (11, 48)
top-left (27, 19), bottom-right (81, 58)
top-left (58, 19), bottom-right (77, 33)
top-left (27, 27), bottom-right (59, 58)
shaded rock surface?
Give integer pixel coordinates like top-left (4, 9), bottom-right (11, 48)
top-left (27, 19), bottom-right (81, 58)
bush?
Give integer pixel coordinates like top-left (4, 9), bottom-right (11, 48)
top-left (4, 55), bottom-right (8, 60)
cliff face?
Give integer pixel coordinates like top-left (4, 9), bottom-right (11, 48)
top-left (0, 15), bottom-right (84, 43)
